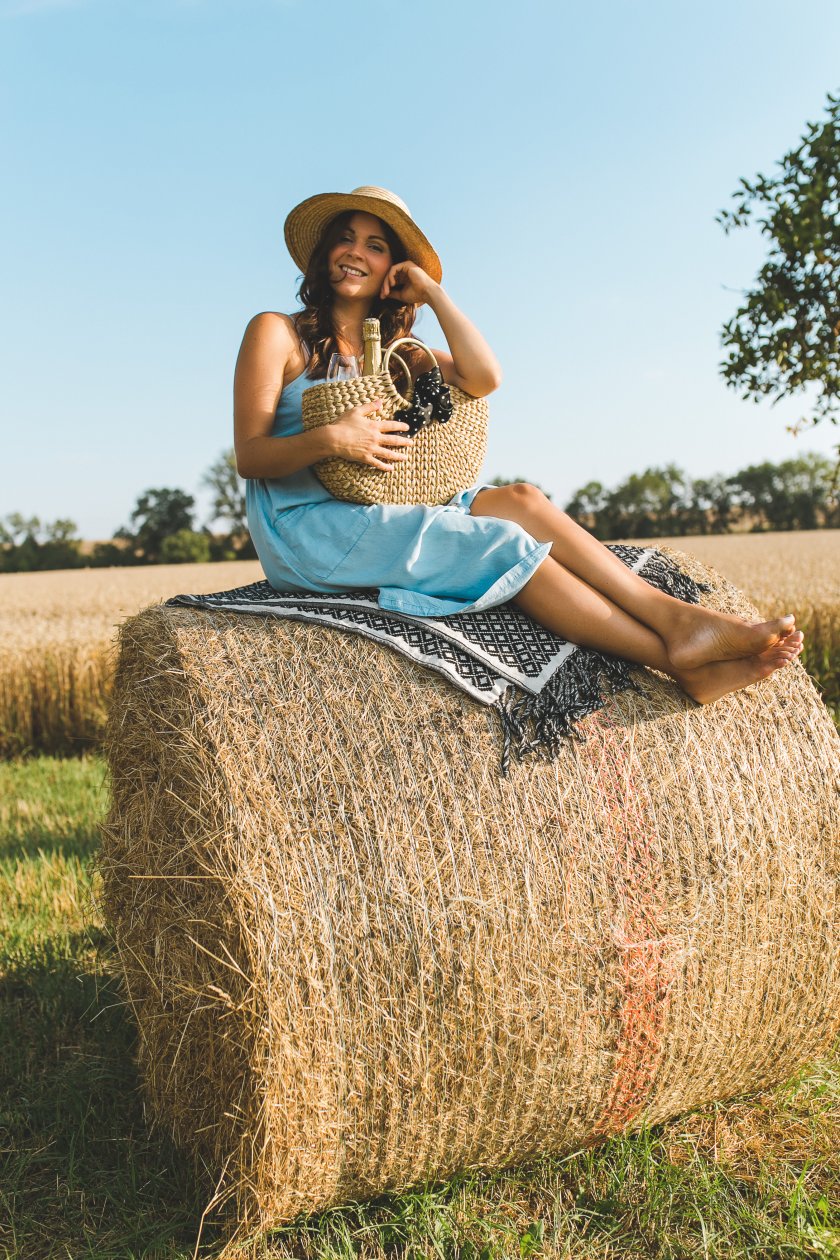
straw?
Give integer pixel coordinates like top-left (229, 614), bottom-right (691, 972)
top-left (98, 545), bottom-right (840, 1238)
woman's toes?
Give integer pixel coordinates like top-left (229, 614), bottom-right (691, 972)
top-left (668, 610), bottom-right (798, 671)
top-left (762, 629), bottom-right (804, 661)
top-left (674, 629), bottom-right (803, 703)
top-left (751, 614), bottom-right (796, 650)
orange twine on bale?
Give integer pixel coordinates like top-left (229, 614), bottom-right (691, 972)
top-left (584, 711), bottom-right (679, 1139)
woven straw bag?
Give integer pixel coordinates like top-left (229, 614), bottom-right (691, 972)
top-left (301, 338), bottom-right (488, 506)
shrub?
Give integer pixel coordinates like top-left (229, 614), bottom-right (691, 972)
top-left (159, 530), bottom-right (211, 565)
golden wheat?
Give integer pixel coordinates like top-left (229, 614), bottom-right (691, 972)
top-left (639, 530), bottom-right (840, 663)
top-left (1, 532), bottom-right (837, 756)
top-left (0, 561), bottom-right (261, 756)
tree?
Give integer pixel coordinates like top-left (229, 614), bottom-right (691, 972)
top-left (160, 529), bottom-right (212, 564)
top-left (727, 452), bottom-right (835, 530)
top-left (90, 540), bottom-right (136, 568)
top-left (603, 465), bottom-right (690, 539)
top-left (683, 475), bottom-right (737, 535)
top-left (1, 513), bottom-right (40, 545)
top-left (201, 449), bottom-right (255, 558)
top-left (38, 519), bottom-right (83, 570)
top-left (726, 461), bottom-right (781, 531)
top-left (768, 453), bottom-right (832, 528)
top-left (116, 487), bottom-right (196, 563)
top-left (0, 514), bottom-right (82, 572)
top-left (0, 514), bottom-right (41, 572)
top-left (565, 481), bottom-right (609, 536)
top-left (717, 91), bottom-right (840, 452)
top-left (203, 450), bottom-right (247, 538)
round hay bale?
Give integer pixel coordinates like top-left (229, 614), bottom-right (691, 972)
top-left (99, 546), bottom-right (840, 1234)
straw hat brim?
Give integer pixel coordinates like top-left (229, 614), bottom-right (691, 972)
top-left (284, 191), bottom-right (443, 285)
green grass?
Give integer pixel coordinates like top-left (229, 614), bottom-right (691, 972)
top-left (802, 642), bottom-right (840, 724)
top-left (0, 756), bottom-right (838, 1259)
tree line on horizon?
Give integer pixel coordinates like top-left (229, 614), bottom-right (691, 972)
top-left (0, 451), bottom-right (253, 573)
top-left (1, 449), bottom-right (837, 574)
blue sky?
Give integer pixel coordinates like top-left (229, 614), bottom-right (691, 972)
top-left (2, 0), bottom-right (839, 537)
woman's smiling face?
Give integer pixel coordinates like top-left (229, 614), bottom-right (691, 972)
top-left (327, 212), bottom-right (393, 297)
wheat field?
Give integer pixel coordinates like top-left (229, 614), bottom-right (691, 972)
top-left (0, 561), bottom-right (262, 756)
top-left (1, 532), bottom-right (837, 756)
top-left (639, 531), bottom-right (840, 680)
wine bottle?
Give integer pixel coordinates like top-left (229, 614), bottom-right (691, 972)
top-left (362, 317), bottom-right (382, 376)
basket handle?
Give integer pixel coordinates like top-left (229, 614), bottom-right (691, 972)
top-left (381, 338), bottom-right (439, 405)
top-left (387, 351), bottom-right (412, 392)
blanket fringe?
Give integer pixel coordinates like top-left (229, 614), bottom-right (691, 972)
top-left (495, 550), bottom-right (710, 775)
top-left (635, 548), bottom-right (711, 605)
top-left (497, 650), bottom-right (644, 776)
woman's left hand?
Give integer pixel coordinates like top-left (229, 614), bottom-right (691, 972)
top-left (380, 261), bottom-right (438, 306)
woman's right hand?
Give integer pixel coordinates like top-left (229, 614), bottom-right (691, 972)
top-left (327, 399), bottom-right (415, 471)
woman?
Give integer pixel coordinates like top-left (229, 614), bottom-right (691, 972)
top-left (234, 185), bottom-right (803, 704)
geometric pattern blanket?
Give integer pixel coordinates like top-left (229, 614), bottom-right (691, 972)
top-left (167, 544), bottom-right (709, 775)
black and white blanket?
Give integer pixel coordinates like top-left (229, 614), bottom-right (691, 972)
top-left (167, 545), bottom-right (707, 775)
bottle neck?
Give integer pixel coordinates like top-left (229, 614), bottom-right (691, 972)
top-left (362, 317), bottom-right (382, 376)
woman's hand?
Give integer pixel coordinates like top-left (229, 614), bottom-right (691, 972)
top-left (327, 399), bottom-right (415, 471)
top-left (380, 261), bottom-right (439, 306)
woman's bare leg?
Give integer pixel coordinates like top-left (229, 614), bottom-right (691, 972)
top-left (470, 484), bottom-right (796, 670)
top-left (514, 553), bottom-right (803, 704)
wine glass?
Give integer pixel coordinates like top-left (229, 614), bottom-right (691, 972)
top-left (326, 353), bottom-right (362, 382)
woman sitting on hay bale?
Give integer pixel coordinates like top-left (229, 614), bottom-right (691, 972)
top-left (234, 184), bottom-right (803, 705)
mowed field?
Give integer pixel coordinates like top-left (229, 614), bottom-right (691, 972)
top-left (1, 532), bottom-right (838, 757)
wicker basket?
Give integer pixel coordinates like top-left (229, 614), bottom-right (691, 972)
top-left (301, 338), bottom-right (489, 505)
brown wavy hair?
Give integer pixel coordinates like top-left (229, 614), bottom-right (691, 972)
top-left (291, 210), bottom-right (430, 386)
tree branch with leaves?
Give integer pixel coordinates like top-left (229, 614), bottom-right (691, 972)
top-left (717, 90), bottom-right (840, 462)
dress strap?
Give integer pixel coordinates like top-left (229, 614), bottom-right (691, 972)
top-left (286, 314), bottom-right (311, 365)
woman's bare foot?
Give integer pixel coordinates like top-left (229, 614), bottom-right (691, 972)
top-left (665, 604), bottom-right (796, 671)
top-left (671, 629), bottom-right (804, 705)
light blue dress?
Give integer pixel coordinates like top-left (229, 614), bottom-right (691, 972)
top-left (246, 350), bottom-right (552, 618)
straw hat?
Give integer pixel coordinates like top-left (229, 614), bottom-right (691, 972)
top-left (284, 185), bottom-right (443, 284)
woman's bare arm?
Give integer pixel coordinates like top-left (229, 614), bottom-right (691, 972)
top-left (427, 343), bottom-right (499, 395)
top-left (233, 312), bottom-right (335, 479)
top-left (377, 263), bottom-right (502, 399)
top-left (233, 312), bottom-right (415, 478)
top-left (425, 285), bottom-right (503, 397)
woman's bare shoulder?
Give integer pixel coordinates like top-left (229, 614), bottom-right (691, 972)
top-left (238, 314), bottom-right (310, 383)
top-left (243, 311), bottom-right (300, 348)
